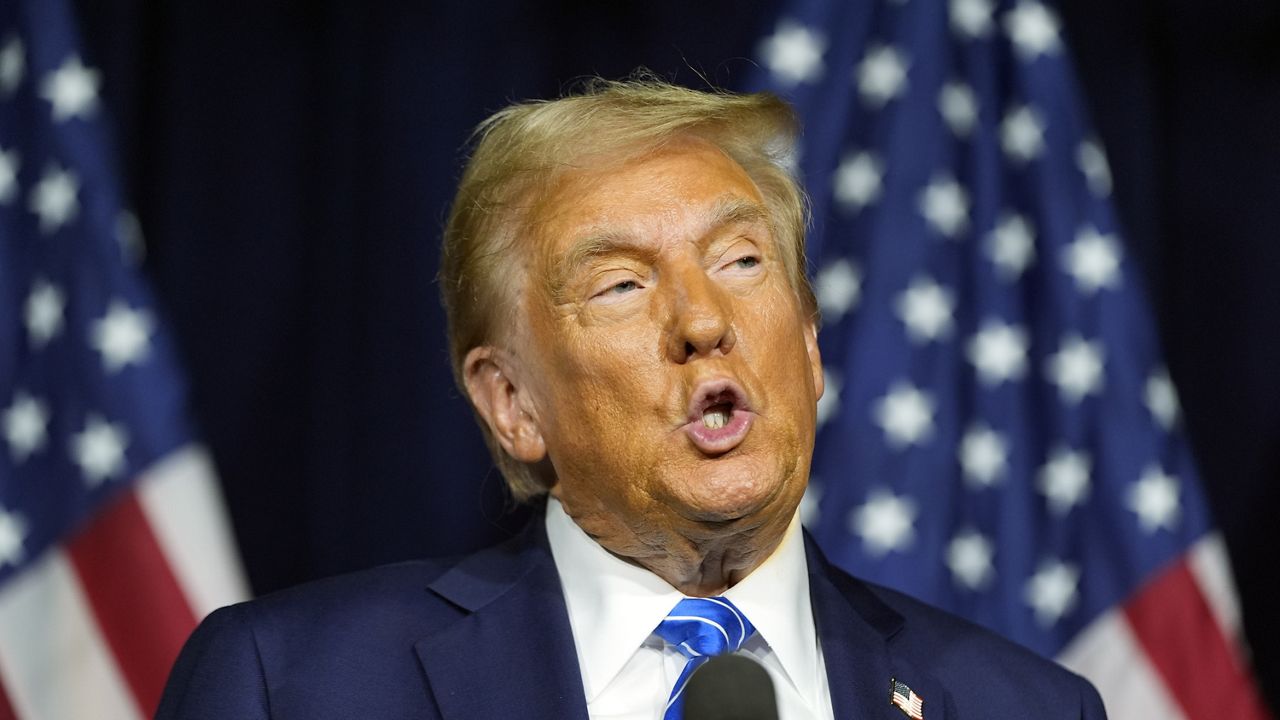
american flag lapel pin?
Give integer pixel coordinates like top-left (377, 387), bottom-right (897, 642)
top-left (889, 678), bottom-right (924, 719)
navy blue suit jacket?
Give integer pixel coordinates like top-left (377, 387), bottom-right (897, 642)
top-left (157, 520), bottom-right (1106, 719)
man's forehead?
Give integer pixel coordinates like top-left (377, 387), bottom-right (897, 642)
top-left (563, 194), bottom-right (769, 243)
top-left (559, 194), bottom-right (768, 260)
top-left (535, 143), bottom-right (766, 238)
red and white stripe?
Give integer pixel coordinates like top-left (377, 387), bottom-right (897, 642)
top-left (0, 448), bottom-right (248, 719)
top-left (1058, 534), bottom-right (1270, 720)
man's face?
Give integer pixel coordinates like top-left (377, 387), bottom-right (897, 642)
top-left (515, 137), bottom-right (823, 555)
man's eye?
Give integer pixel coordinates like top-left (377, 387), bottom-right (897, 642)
top-left (589, 271), bottom-right (648, 303)
top-left (724, 254), bottom-right (761, 273)
top-left (593, 278), bottom-right (642, 299)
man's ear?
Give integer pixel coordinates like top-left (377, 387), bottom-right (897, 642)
top-left (805, 319), bottom-right (824, 401)
top-left (462, 346), bottom-right (547, 463)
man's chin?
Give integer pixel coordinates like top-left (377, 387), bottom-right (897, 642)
top-left (666, 466), bottom-right (799, 528)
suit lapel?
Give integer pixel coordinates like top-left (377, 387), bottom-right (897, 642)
top-left (807, 534), bottom-right (950, 720)
top-left (414, 522), bottom-right (589, 720)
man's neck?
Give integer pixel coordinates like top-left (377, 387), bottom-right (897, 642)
top-left (558, 498), bottom-right (795, 596)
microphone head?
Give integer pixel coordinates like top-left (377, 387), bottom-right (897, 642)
top-left (682, 653), bottom-right (779, 720)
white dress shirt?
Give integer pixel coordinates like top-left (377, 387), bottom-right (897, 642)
top-left (545, 498), bottom-right (835, 720)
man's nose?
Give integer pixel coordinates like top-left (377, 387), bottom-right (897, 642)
top-left (665, 267), bottom-right (737, 363)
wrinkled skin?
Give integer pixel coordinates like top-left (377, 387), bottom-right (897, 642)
top-left (464, 137), bottom-right (823, 596)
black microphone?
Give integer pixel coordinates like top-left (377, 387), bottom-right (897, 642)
top-left (682, 653), bottom-right (779, 720)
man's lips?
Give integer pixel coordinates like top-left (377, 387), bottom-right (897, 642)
top-left (681, 379), bottom-right (754, 455)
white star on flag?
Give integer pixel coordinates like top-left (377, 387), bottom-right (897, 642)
top-left (39, 54), bottom-right (100, 122)
top-left (1046, 335), bottom-right (1104, 403)
top-left (918, 175), bottom-right (970, 238)
top-left (816, 366), bottom-right (842, 428)
top-left (3, 392), bottom-right (50, 462)
top-left (967, 319), bottom-right (1029, 386)
top-left (28, 164), bottom-right (80, 234)
top-left (856, 45), bottom-right (909, 107)
top-left (815, 259), bottom-right (862, 321)
top-left (1000, 105), bottom-right (1046, 163)
top-left (849, 489), bottom-right (918, 556)
top-left (1003, 0), bottom-right (1061, 60)
top-left (70, 415), bottom-right (129, 486)
top-left (0, 145), bottom-right (18, 203)
top-left (758, 20), bottom-right (827, 86)
top-left (1128, 466), bottom-right (1181, 533)
top-left (1144, 369), bottom-right (1181, 430)
top-left (90, 299), bottom-right (155, 372)
top-left (116, 209), bottom-right (147, 265)
top-left (800, 483), bottom-right (823, 528)
top-left (1025, 559), bottom-right (1080, 627)
top-left (947, 529), bottom-right (995, 590)
top-left (939, 81), bottom-right (979, 137)
top-left (950, 0), bottom-right (995, 39)
top-left (1037, 447), bottom-right (1092, 515)
top-left (25, 279), bottom-right (66, 347)
top-left (896, 276), bottom-right (955, 343)
top-left (778, 144), bottom-right (802, 176)
top-left (874, 382), bottom-right (936, 448)
top-left (1062, 226), bottom-right (1123, 294)
top-left (834, 151), bottom-right (883, 212)
top-left (985, 213), bottom-right (1037, 279)
top-left (1076, 139), bottom-right (1112, 196)
top-left (0, 34), bottom-right (23, 95)
top-left (959, 424), bottom-right (1009, 488)
top-left (0, 507), bottom-right (28, 568)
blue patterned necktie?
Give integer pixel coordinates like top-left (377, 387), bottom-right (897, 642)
top-left (654, 596), bottom-right (756, 720)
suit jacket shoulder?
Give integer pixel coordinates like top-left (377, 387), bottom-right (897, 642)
top-left (157, 559), bottom-right (458, 720)
top-left (156, 525), bottom-right (589, 720)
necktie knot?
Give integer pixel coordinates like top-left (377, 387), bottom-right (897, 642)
top-left (654, 596), bottom-right (756, 719)
top-left (656, 596), bottom-right (755, 659)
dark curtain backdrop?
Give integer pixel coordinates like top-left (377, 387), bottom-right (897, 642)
top-left (75, 0), bottom-right (1280, 709)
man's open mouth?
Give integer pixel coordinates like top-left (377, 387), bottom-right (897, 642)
top-left (683, 380), bottom-right (754, 453)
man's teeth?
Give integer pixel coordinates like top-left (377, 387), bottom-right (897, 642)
top-left (702, 409), bottom-right (730, 430)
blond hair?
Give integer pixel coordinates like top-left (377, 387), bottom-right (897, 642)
top-left (439, 76), bottom-right (815, 501)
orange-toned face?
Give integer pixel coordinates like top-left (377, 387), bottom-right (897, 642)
top-left (480, 137), bottom-right (822, 570)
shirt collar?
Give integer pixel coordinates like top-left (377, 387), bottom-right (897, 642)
top-left (544, 497), bottom-right (818, 703)
top-left (545, 498), bottom-right (682, 702)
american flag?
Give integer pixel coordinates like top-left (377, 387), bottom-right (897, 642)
top-left (749, 0), bottom-right (1271, 717)
top-left (891, 678), bottom-right (924, 719)
top-left (0, 1), bottom-right (247, 717)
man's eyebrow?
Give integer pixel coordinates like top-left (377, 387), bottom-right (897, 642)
top-left (706, 196), bottom-right (771, 233)
top-left (548, 231), bottom-right (650, 303)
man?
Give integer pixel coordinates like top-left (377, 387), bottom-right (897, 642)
top-left (157, 79), bottom-right (1107, 719)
